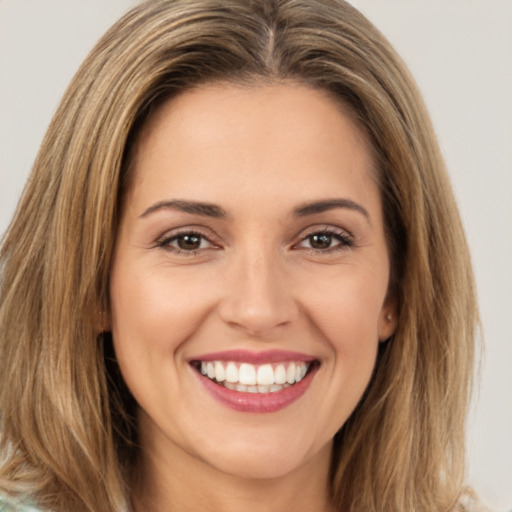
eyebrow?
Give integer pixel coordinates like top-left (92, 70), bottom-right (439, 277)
top-left (139, 197), bottom-right (369, 222)
top-left (292, 198), bottom-right (370, 221)
top-left (139, 200), bottom-right (227, 219)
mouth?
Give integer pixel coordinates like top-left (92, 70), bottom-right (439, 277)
top-left (189, 352), bottom-right (320, 413)
top-left (191, 359), bottom-right (317, 394)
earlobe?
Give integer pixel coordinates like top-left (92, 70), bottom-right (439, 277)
top-left (378, 305), bottom-right (398, 342)
top-left (95, 309), bottom-right (111, 334)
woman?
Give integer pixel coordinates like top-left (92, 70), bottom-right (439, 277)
top-left (0, 1), bottom-right (481, 511)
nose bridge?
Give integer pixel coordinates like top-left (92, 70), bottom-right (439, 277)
top-left (218, 240), bottom-right (297, 336)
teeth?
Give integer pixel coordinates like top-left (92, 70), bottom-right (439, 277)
top-left (214, 361), bottom-right (225, 382)
top-left (239, 363), bottom-right (257, 385)
top-left (286, 363), bottom-right (296, 384)
top-left (197, 360), bottom-right (312, 392)
top-left (257, 364), bottom-right (274, 385)
top-left (295, 364), bottom-right (304, 383)
top-left (274, 364), bottom-right (286, 385)
top-left (225, 362), bottom-right (238, 383)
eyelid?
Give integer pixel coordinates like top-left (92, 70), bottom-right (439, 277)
top-left (154, 225), bottom-right (223, 254)
top-left (293, 224), bottom-right (355, 251)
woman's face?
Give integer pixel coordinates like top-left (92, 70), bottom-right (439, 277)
top-left (109, 83), bottom-right (395, 481)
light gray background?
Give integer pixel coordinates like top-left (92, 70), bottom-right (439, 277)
top-left (1, 1), bottom-right (511, 509)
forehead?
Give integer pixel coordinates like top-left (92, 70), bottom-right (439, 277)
top-left (125, 82), bottom-right (379, 214)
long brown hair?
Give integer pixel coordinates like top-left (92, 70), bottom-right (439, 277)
top-left (0, 1), bottom-right (477, 511)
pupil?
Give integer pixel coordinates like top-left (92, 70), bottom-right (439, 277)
top-left (178, 234), bottom-right (200, 250)
top-left (311, 234), bottom-right (331, 249)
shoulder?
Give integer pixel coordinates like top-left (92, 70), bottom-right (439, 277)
top-left (0, 493), bottom-right (45, 512)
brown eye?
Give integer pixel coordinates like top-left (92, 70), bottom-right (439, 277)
top-left (297, 229), bottom-right (353, 252)
top-left (176, 234), bottom-right (202, 250)
top-left (158, 231), bottom-right (214, 253)
top-left (309, 233), bottom-right (333, 250)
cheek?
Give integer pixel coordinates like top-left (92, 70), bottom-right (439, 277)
top-left (301, 264), bottom-right (388, 344)
top-left (108, 263), bottom-right (217, 415)
top-left (110, 263), bottom-right (213, 354)
top-left (300, 265), bottom-right (387, 399)
top-left (317, 293), bottom-right (380, 382)
top-left (291, 268), bottom-right (386, 440)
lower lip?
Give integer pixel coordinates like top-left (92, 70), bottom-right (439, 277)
top-left (195, 365), bottom-right (318, 413)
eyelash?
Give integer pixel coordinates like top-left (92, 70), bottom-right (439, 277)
top-left (295, 227), bottom-right (354, 253)
top-left (155, 229), bottom-right (219, 256)
top-left (155, 226), bottom-right (354, 256)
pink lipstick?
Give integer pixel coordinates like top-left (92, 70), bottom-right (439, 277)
top-left (190, 350), bottom-right (319, 413)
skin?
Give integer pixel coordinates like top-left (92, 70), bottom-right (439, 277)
top-left (109, 82), bottom-right (396, 512)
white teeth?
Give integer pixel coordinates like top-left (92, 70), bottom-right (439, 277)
top-left (226, 362), bottom-right (238, 383)
top-left (214, 361), bottom-right (225, 382)
top-left (274, 364), bottom-right (287, 385)
top-left (239, 363), bottom-right (257, 385)
top-left (198, 360), bottom-right (312, 392)
top-left (286, 363), bottom-right (296, 384)
top-left (295, 364), bottom-right (303, 383)
top-left (257, 364), bottom-right (274, 386)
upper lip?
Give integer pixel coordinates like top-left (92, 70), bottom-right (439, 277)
top-left (189, 349), bottom-right (317, 364)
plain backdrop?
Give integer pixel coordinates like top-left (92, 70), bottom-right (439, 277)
top-left (1, 1), bottom-right (511, 510)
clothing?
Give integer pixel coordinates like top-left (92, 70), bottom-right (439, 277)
top-left (0, 494), bottom-right (43, 512)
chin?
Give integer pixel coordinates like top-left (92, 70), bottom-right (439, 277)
top-left (192, 428), bottom-right (332, 481)
top-left (208, 450), bottom-right (312, 480)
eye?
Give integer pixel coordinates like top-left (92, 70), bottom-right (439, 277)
top-left (297, 229), bottom-right (353, 252)
top-left (157, 231), bottom-right (217, 254)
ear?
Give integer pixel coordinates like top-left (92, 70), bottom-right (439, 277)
top-left (378, 295), bottom-right (398, 342)
top-left (94, 308), bottom-right (111, 334)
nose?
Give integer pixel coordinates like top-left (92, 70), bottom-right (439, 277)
top-left (217, 248), bottom-right (299, 337)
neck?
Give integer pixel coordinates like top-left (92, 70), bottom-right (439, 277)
top-left (132, 421), bottom-right (337, 512)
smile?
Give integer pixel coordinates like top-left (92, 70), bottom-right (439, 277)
top-left (195, 360), bottom-right (311, 393)
top-left (190, 352), bottom-right (319, 413)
